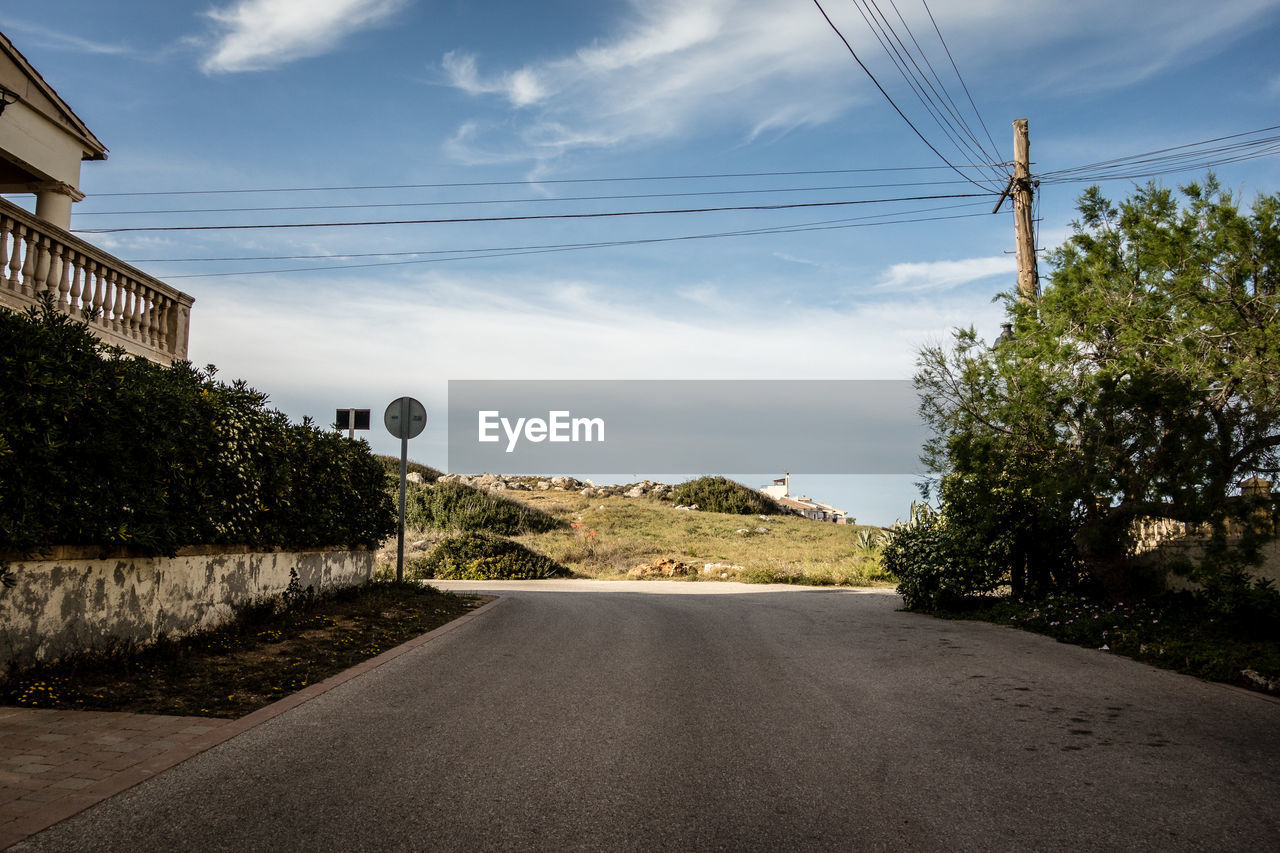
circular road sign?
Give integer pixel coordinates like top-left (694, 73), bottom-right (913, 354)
top-left (384, 396), bottom-right (427, 440)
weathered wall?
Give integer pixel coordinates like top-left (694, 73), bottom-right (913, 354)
top-left (1137, 539), bottom-right (1280, 590)
top-left (0, 546), bottom-right (373, 676)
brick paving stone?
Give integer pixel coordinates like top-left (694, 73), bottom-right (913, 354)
top-left (0, 800), bottom-right (34, 818)
top-left (16, 788), bottom-right (72, 804)
top-left (0, 704), bottom-right (241, 844)
top-left (14, 764), bottom-right (55, 775)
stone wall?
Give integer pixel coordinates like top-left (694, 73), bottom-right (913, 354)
top-left (0, 546), bottom-right (373, 677)
top-left (1136, 538), bottom-right (1280, 590)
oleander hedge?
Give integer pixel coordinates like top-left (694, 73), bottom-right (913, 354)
top-left (0, 297), bottom-right (395, 556)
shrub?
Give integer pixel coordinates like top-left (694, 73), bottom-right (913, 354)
top-left (670, 476), bottom-right (783, 515)
top-left (404, 480), bottom-right (561, 534)
top-left (420, 531), bottom-right (565, 580)
top-left (0, 297), bottom-right (394, 555)
top-left (375, 455), bottom-right (442, 484)
top-left (882, 504), bottom-right (1006, 610)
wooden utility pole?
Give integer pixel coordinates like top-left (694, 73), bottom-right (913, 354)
top-left (1011, 118), bottom-right (1038, 304)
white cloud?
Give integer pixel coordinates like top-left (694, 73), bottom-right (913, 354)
top-left (439, 0), bottom-right (1280, 165)
top-left (199, 0), bottom-right (406, 73)
top-left (440, 0), bottom-right (859, 165)
top-left (875, 256), bottom-right (1013, 294)
top-left (442, 51), bottom-right (548, 107)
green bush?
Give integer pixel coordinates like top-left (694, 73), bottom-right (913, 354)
top-left (670, 476), bottom-right (783, 515)
top-left (404, 480), bottom-right (561, 534)
top-left (420, 531), bottom-right (565, 579)
top-left (882, 504), bottom-right (1006, 610)
top-left (375, 454), bottom-right (442, 483)
top-left (0, 297), bottom-right (394, 555)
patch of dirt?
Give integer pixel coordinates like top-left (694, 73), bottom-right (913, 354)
top-left (0, 583), bottom-right (486, 718)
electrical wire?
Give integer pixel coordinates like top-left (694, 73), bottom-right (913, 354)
top-left (850, 0), bottom-right (1002, 186)
top-left (74, 191), bottom-right (993, 234)
top-left (72, 178), bottom-right (983, 217)
top-left (884, 0), bottom-right (1001, 171)
top-left (1038, 125), bottom-right (1280, 183)
top-left (921, 0), bottom-right (1000, 163)
top-left (126, 199), bottom-right (991, 264)
top-left (83, 163), bottom-right (1003, 199)
top-left (810, 0), bottom-right (998, 193)
top-left (155, 206), bottom-right (995, 279)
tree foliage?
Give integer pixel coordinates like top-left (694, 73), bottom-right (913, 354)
top-left (904, 176), bottom-right (1280, 601)
top-left (1, 297), bottom-right (395, 556)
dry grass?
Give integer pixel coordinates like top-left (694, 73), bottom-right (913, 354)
top-left (470, 490), bottom-right (895, 587)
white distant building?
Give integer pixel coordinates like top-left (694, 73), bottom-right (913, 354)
top-left (759, 473), bottom-right (851, 524)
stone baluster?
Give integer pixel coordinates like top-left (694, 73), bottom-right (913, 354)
top-left (33, 236), bottom-right (52, 297)
top-left (156, 294), bottom-right (169, 351)
top-left (110, 270), bottom-right (124, 334)
top-left (49, 243), bottom-right (67, 308)
top-left (89, 261), bottom-right (105, 324)
top-left (0, 218), bottom-right (10, 296)
top-left (21, 231), bottom-right (38, 298)
top-left (149, 292), bottom-right (165, 350)
top-left (119, 280), bottom-right (134, 340)
top-left (67, 252), bottom-right (84, 316)
top-left (5, 220), bottom-right (21, 294)
top-left (127, 281), bottom-right (142, 341)
top-left (138, 287), bottom-right (154, 346)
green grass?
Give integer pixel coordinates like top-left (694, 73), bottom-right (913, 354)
top-left (473, 489), bottom-right (894, 586)
top-left (931, 590), bottom-right (1280, 696)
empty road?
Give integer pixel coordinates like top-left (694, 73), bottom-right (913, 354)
top-left (16, 580), bottom-right (1280, 851)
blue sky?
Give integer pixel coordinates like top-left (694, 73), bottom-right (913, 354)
top-left (4, 0), bottom-right (1280, 524)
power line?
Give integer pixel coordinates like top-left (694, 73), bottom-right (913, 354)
top-left (74, 191), bottom-right (992, 234)
top-left (1038, 125), bottom-right (1280, 181)
top-left (850, 0), bottom-right (1002, 187)
top-left (72, 178), bottom-right (983, 217)
top-left (810, 0), bottom-right (998, 192)
top-left (83, 163), bottom-right (1002, 199)
top-left (921, 0), bottom-right (1000, 164)
top-left (156, 207), bottom-right (994, 279)
top-left (127, 199), bottom-right (991, 264)
top-left (884, 0), bottom-right (1001, 170)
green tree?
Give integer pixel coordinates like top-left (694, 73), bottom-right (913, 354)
top-left (909, 176), bottom-right (1280, 600)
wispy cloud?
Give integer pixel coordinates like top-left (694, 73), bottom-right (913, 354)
top-left (439, 0), bottom-right (1280, 166)
top-left (439, 0), bottom-right (858, 165)
top-left (875, 256), bottom-right (1013, 293)
top-left (198, 0), bottom-right (407, 73)
top-left (0, 19), bottom-right (134, 56)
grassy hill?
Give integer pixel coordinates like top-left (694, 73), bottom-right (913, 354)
top-left (423, 487), bottom-right (893, 586)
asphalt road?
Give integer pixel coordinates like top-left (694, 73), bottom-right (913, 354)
top-left (17, 581), bottom-right (1280, 852)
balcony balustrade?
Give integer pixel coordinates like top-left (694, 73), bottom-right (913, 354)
top-left (0, 196), bottom-right (192, 363)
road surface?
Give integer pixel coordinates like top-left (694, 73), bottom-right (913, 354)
top-left (16, 580), bottom-right (1280, 851)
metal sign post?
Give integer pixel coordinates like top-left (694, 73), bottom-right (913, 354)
top-left (336, 408), bottom-right (371, 439)
top-left (384, 397), bottom-right (427, 582)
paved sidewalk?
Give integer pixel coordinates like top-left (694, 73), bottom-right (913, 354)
top-left (0, 708), bottom-right (230, 849)
top-left (0, 595), bottom-right (499, 849)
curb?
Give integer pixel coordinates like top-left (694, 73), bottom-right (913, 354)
top-left (1, 594), bottom-right (502, 850)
